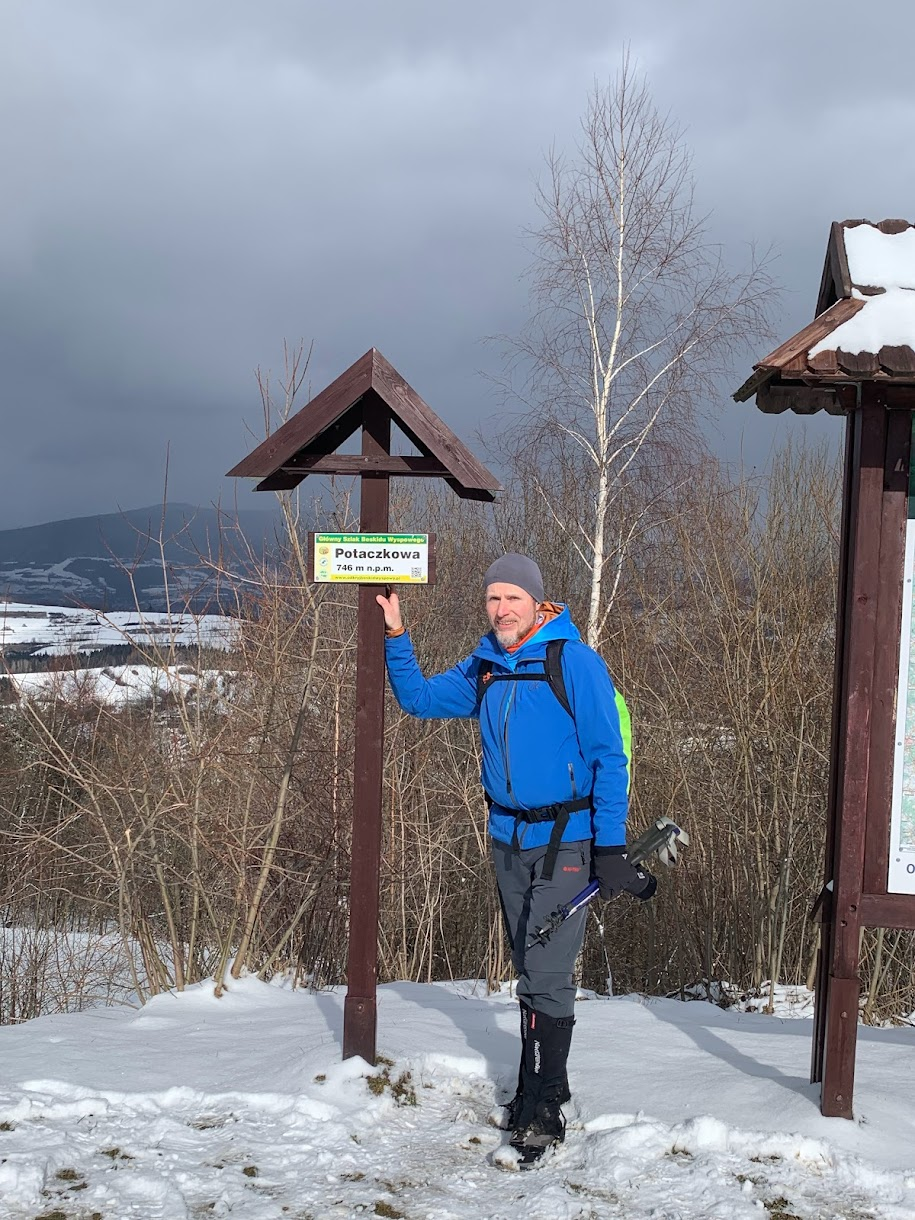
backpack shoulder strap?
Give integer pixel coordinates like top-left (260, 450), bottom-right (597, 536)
top-left (476, 659), bottom-right (494, 705)
top-left (544, 639), bottom-right (573, 718)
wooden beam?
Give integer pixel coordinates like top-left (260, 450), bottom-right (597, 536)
top-left (280, 455), bottom-right (451, 477)
top-left (370, 350), bottom-right (502, 495)
top-left (886, 386), bottom-right (915, 409)
top-left (812, 410), bottom-right (855, 1087)
top-left (815, 247), bottom-right (837, 318)
top-left (821, 388), bottom-right (886, 1118)
top-left (822, 977), bottom-right (860, 1117)
top-left (834, 226), bottom-right (853, 297)
top-left (290, 402), bottom-right (368, 460)
top-left (226, 353), bottom-right (373, 477)
top-left (733, 366), bottom-right (775, 404)
top-left (254, 405), bottom-right (371, 490)
top-left (753, 297), bottom-right (864, 374)
top-left (256, 470), bottom-right (307, 492)
top-left (343, 397), bottom-right (391, 1066)
top-left (815, 221), bottom-right (853, 317)
top-left (227, 348), bottom-right (502, 497)
top-left (859, 893), bottom-right (915, 928)
top-left (444, 478), bottom-right (497, 503)
top-left (863, 409), bottom-right (911, 897)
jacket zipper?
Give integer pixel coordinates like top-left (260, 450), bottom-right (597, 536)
top-left (568, 762), bottom-right (577, 800)
top-left (502, 682), bottom-right (517, 797)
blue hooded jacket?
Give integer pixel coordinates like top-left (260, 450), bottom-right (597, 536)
top-left (384, 605), bottom-right (629, 849)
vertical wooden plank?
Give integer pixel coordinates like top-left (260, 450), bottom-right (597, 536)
top-left (821, 387), bottom-right (887, 1117)
top-left (863, 409), bottom-right (912, 895)
top-left (822, 976), bottom-right (861, 1117)
top-left (343, 390), bottom-right (391, 1063)
top-left (811, 409), bottom-right (856, 1085)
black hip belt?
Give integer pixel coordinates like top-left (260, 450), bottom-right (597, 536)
top-left (487, 795), bottom-right (592, 881)
top-left (514, 796), bottom-right (591, 823)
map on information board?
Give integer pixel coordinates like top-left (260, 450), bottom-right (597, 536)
top-left (889, 419), bottom-right (915, 893)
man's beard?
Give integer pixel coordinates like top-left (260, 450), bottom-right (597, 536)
top-left (494, 624), bottom-right (521, 647)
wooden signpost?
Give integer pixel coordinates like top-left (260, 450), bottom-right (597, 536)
top-left (734, 220), bottom-right (915, 1118)
top-left (227, 348), bottom-right (500, 1063)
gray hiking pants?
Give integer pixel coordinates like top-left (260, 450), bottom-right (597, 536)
top-left (492, 837), bottom-right (591, 1019)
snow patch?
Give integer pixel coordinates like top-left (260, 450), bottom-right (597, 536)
top-left (845, 224), bottom-right (915, 290)
top-left (810, 287), bottom-right (915, 356)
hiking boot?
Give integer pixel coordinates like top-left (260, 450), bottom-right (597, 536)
top-left (510, 1098), bottom-right (567, 1165)
top-left (491, 1003), bottom-right (572, 1135)
top-left (508, 1008), bottom-right (574, 1162)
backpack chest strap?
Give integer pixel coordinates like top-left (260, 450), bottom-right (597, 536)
top-left (476, 640), bottom-right (572, 717)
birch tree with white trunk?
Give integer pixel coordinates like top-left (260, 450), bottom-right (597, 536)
top-left (500, 60), bottom-right (776, 648)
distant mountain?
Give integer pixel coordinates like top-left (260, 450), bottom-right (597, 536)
top-left (0, 504), bottom-right (284, 611)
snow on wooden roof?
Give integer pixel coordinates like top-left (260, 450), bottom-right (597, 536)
top-left (734, 220), bottom-right (915, 413)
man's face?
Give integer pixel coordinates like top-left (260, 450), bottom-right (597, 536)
top-left (486, 582), bottom-right (539, 648)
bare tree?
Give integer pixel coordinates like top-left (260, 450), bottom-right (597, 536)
top-left (499, 57), bottom-right (776, 647)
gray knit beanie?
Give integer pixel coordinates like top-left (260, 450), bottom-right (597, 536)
top-left (483, 553), bottom-right (545, 603)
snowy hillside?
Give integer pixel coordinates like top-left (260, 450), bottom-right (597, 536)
top-left (0, 977), bottom-right (914, 1219)
top-left (0, 603), bottom-right (237, 708)
top-left (6, 662), bottom-right (236, 708)
top-left (0, 602), bottom-right (235, 659)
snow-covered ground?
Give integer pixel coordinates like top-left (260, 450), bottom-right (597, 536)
top-left (0, 977), bottom-right (913, 1219)
top-left (0, 602), bottom-right (235, 657)
top-left (7, 663), bottom-right (235, 708)
top-left (0, 601), bottom-right (237, 707)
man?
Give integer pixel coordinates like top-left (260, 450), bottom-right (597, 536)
top-left (377, 553), bottom-right (654, 1164)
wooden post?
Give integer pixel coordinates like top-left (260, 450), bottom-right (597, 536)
top-left (821, 386), bottom-right (886, 1117)
top-left (343, 394), bottom-right (391, 1063)
top-left (811, 410), bottom-right (855, 1086)
top-left (862, 409), bottom-right (912, 895)
top-left (226, 349), bottom-right (501, 1066)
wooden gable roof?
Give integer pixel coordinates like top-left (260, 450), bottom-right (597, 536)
top-left (734, 219), bottom-right (915, 414)
top-left (226, 348), bottom-right (502, 501)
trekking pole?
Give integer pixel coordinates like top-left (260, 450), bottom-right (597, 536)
top-left (526, 816), bottom-right (689, 949)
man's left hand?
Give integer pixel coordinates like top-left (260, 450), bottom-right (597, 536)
top-left (592, 846), bottom-right (657, 901)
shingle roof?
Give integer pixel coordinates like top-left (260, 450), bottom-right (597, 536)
top-left (734, 220), bottom-right (915, 412)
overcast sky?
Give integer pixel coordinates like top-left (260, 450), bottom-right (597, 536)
top-left (2, 0), bottom-right (913, 528)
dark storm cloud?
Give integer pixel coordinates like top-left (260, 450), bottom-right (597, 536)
top-left (2, 1), bottom-right (913, 526)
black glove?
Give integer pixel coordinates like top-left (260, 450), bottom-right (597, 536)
top-left (592, 845), bottom-right (657, 902)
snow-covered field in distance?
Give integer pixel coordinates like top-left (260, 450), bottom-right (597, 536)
top-left (1, 602), bottom-right (237, 705)
top-left (0, 976), bottom-right (913, 1219)
top-left (7, 663), bottom-right (236, 708)
top-left (0, 601), bottom-right (236, 657)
